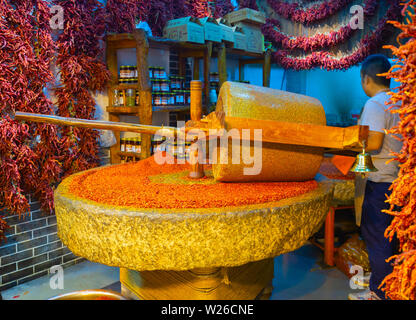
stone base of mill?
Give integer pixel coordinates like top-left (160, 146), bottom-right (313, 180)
top-left (120, 259), bottom-right (274, 300)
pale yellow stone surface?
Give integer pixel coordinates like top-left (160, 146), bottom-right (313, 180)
top-left (55, 169), bottom-right (333, 272)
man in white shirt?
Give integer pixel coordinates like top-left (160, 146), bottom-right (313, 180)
top-left (348, 54), bottom-right (401, 300)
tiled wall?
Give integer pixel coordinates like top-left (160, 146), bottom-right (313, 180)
top-left (0, 195), bottom-right (85, 292)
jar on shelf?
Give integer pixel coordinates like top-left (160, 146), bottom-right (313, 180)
top-left (153, 67), bottom-right (160, 79)
top-left (160, 80), bottom-right (170, 92)
top-left (185, 90), bottom-right (191, 105)
top-left (120, 66), bottom-right (129, 79)
top-left (172, 91), bottom-right (179, 105)
top-left (169, 93), bottom-right (175, 105)
top-left (169, 76), bottom-right (177, 90)
top-left (136, 90), bottom-right (140, 106)
top-left (113, 89), bottom-right (120, 106)
top-left (179, 77), bottom-right (185, 90)
top-left (159, 67), bottom-right (167, 79)
top-left (119, 91), bottom-right (125, 106)
top-left (154, 92), bottom-right (162, 106)
top-left (132, 66), bottom-right (138, 78)
top-left (125, 139), bottom-right (133, 152)
top-left (120, 138), bottom-right (126, 152)
top-left (135, 137), bottom-right (141, 154)
top-left (161, 93), bottom-right (168, 106)
top-left (128, 66), bottom-right (135, 78)
top-left (149, 67), bottom-right (154, 79)
top-left (125, 89), bottom-right (135, 107)
top-left (152, 79), bottom-right (160, 92)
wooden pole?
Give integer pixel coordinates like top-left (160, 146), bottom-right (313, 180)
top-left (133, 29), bottom-right (153, 160)
top-left (15, 111), bottom-right (369, 151)
top-left (204, 42), bottom-right (213, 112)
top-left (188, 81), bottom-right (205, 179)
top-left (14, 112), bottom-right (178, 136)
top-left (263, 50), bottom-right (272, 88)
top-left (106, 40), bottom-right (121, 164)
top-left (218, 43), bottom-right (227, 90)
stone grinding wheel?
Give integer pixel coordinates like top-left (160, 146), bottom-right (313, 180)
top-left (213, 82), bottom-right (327, 182)
top-left (54, 161), bottom-right (333, 272)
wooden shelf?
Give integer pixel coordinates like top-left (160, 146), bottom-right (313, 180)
top-left (118, 151), bottom-right (142, 158)
top-left (111, 84), bottom-right (140, 90)
top-left (107, 105), bottom-right (190, 114)
top-left (107, 106), bottom-right (139, 114)
top-left (153, 105), bottom-right (190, 113)
top-left (106, 29), bottom-right (272, 165)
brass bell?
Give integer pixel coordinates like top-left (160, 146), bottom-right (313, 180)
top-left (350, 141), bottom-right (378, 177)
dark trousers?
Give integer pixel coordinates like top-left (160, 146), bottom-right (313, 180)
top-left (361, 180), bottom-right (398, 300)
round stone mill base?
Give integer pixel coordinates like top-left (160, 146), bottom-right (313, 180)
top-left (120, 260), bottom-right (274, 300)
top-left (54, 159), bottom-right (333, 300)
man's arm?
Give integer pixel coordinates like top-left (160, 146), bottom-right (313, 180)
top-left (348, 130), bottom-right (384, 152)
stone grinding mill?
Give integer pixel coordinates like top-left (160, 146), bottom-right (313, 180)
top-left (14, 81), bottom-right (369, 300)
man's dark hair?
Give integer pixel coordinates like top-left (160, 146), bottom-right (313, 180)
top-left (361, 54), bottom-right (391, 87)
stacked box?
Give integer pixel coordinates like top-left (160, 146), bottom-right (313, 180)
top-left (216, 18), bottom-right (235, 45)
top-left (199, 17), bottom-right (222, 43)
top-left (163, 17), bottom-right (205, 44)
top-left (232, 26), bottom-right (247, 51)
top-left (225, 8), bottom-right (265, 53)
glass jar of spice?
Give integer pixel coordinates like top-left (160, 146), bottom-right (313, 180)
top-left (152, 79), bottom-right (160, 92)
top-left (119, 91), bottom-right (125, 106)
top-left (120, 66), bottom-right (129, 79)
top-left (135, 90), bottom-right (140, 106)
top-left (154, 92), bottom-right (162, 106)
top-left (160, 80), bottom-right (170, 92)
top-left (125, 89), bottom-right (135, 107)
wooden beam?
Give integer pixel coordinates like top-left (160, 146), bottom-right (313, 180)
top-left (222, 117), bottom-right (369, 150)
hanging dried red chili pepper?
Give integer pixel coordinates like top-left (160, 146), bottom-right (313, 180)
top-left (54, 0), bottom-right (110, 179)
top-left (0, 0), bottom-right (64, 228)
top-left (379, 0), bottom-right (416, 300)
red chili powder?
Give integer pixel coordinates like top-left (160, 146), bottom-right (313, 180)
top-left (69, 153), bottom-right (319, 209)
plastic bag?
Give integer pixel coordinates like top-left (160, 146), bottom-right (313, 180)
top-left (335, 234), bottom-right (371, 278)
top-left (98, 130), bottom-right (116, 148)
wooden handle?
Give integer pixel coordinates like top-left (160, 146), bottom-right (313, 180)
top-left (190, 80), bottom-right (203, 121)
top-left (15, 112), bottom-right (177, 136)
top-left (189, 80), bottom-right (205, 179)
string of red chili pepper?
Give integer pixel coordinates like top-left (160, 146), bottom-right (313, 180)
top-left (213, 0), bottom-right (235, 19)
top-left (267, 0), bottom-right (355, 25)
top-left (106, 0), bottom-right (140, 34)
top-left (54, 0), bottom-right (110, 179)
top-left (262, 0), bottom-right (379, 52)
top-left (269, 2), bottom-right (402, 70)
top-left (238, 0), bottom-right (259, 10)
top-left (0, 0), bottom-right (64, 227)
top-left (379, 0), bottom-right (416, 300)
top-left (185, 0), bottom-right (211, 18)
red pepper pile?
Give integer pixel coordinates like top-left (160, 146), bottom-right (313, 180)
top-left (379, 0), bottom-right (416, 300)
